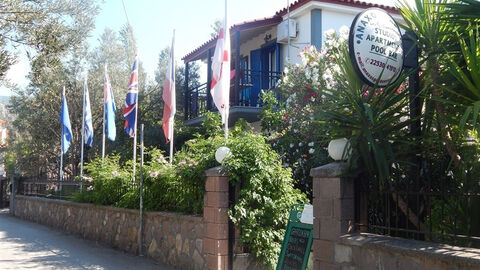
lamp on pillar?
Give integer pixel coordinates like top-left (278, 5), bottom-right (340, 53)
top-left (327, 138), bottom-right (350, 161)
top-left (215, 146), bottom-right (231, 163)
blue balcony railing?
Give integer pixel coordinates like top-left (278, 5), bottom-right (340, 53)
top-left (184, 69), bottom-right (281, 121)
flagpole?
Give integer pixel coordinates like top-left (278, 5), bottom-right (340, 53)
top-left (225, 0), bottom-right (229, 140)
top-left (102, 65), bottom-right (107, 163)
top-left (80, 78), bottom-right (86, 191)
top-left (132, 108), bottom-right (137, 182)
top-left (169, 125), bottom-right (174, 164)
top-left (132, 56), bottom-right (138, 182)
top-left (139, 123), bottom-right (144, 255)
top-left (59, 86), bottom-right (65, 192)
top-left (169, 30), bottom-right (175, 164)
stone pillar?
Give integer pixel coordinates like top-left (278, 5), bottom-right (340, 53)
top-left (204, 167), bottom-right (230, 270)
top-left (311, 162), bottom-right (354, 270)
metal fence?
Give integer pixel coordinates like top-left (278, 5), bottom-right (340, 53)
top-left (185, 82), bottom-right (209, 120)
top-left (184, 69), bottom-right (282, 121)
top-left (358, 171), bottom-right (480, 248)
top-left (0, 178), bottom-right (9, 208)
top-left (17, 177), bottom-right (80, 200)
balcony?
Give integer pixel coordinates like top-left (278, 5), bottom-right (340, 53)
top-left (184, 69), bottom-right (281, 126)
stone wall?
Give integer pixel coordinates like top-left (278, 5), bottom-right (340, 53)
top-left (311, 162), bottom-right (480, 270)
top-left (14, 195), bottom-right (206, 270)
top-left (338, 234), bottom-right (480, 270)
top-left (14, 168), bottom-right (269, 270)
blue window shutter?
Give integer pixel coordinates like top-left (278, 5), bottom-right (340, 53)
top-left (275, 43), bottom-right (280, 73)
top-left (311, 9), bottom-right (322, 49)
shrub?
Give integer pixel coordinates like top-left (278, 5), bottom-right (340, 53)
top-left (223, 132), bottom-right (307, 268)
top-left (72, 154), bottom-right (131, 205)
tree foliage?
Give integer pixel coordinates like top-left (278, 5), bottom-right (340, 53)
top-left (0, 0), bottom-right (100, 83)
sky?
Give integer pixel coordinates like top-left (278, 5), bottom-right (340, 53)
top-left (0, 0), bottom-right (401, 96)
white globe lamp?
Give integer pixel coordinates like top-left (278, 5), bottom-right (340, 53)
top-left (328, 138), bottom-right (349, 161)
top-left (215, 146), bottom-right (231, 163)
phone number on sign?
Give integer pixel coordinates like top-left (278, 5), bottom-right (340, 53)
top-left (368, 58), bottom-right (397, 73)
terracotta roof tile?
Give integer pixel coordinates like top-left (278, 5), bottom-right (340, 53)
top-left (182, 0), bottom-right (398, 62)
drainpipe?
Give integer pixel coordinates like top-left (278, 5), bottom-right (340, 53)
top-left (287, 0), bottom-right (291, 63)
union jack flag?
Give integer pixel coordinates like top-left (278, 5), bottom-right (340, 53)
top-left (123, 56), bottom-right (138, 138)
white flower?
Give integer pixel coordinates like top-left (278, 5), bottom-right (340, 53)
top-left (290, 143), bottom-right (294, 148)
top-left (324, 29), bottom-right (335, 40)
top-left (308, 142), bottom-right (314, 147)
top-left (301, 54), bottom-right (309, 66)
top-left (156, 156), bottom-right (167, 164)
top-left (305, 68), bottom-right (311, 79)
top-left (83, 176), bottom-right (93, 182)
top-left (309, 148), bottom-right (315, 154)
top-left (298, 142), bottom-right (303, 147)
top-left (150, 171), bottom-right (159, 178)
top-left (339, 25), bottom-right (350, 41)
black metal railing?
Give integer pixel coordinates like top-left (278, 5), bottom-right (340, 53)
top-left (358, 171), bottom-right (480, 248)
top-left (185, 69), bottom-right (282, 121)
top-left (18, 177), bottom-right (80, 200)
top-left (0, 178), bottom-right (9, 208)
top-left (185, 82), bottom-right (209, 120)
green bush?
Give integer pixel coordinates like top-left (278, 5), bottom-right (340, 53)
top-left (72, 154), bottom-right (131, 205)
top-left (223, 132), bottom-right (307, 268)
top-left (74, 113), bottom-right (306, 267)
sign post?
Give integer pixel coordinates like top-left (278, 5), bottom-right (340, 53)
top-left (349, 8), bottom-right (404, 87)
top-left (276, 204), bottom-right (313, 270)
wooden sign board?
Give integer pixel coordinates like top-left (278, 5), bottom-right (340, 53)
top-left (276, 204), bottom-right (313, 270)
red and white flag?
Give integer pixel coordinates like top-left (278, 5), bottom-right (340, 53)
top-left (162, 32), bottom-right (176, 144)
top-left (211, 18), bottom-right (230, 125)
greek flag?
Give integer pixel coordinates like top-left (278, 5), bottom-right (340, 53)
top-left (84, 79), bottom-right (94, 147)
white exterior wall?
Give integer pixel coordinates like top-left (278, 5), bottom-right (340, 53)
top-left (321, 9), bottom-right (356, 40)
top-left (279, 10), bottom-right (311, 69)
top-left (277, 2), bottom-right (402, 72)
top-left (239, 26), bottom-right (277, 69)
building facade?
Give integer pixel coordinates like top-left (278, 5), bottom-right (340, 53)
top-left (182, 0), bottom-right (399, 126)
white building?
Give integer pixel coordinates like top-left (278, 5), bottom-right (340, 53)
top-left (182, 0), bottom-right (399, 126)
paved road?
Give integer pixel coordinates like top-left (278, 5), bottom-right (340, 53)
top-left (0, 209), bottom-right (179, 270)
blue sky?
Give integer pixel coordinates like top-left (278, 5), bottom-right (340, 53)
top-left (1, 0), bottom-right (399, 96)
top-left (90, 0), bottom-right (287, 80)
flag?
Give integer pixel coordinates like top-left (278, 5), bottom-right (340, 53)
top-left (83, 79), bottom-right (94, 147)
top-left (104, 66), bottom-right (116, 141)
top-left (123, 56), bottom-right (138, 138)
top-left (211, 18), bottom-right (231, 124)
top-left (60, 87), bottom-right (72, 154)
top-left (162, 33), bottom-right (176, 143)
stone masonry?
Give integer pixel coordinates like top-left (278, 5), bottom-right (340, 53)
top-left (311, 162), bottom-right (355, 270)
top-left (204, 167), bottom-right (230, 270)
top-left (311, 162), bottom-right (480, 270)
top-left (15, 195), bottom-right (207, 270)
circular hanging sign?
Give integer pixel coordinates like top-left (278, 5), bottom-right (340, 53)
top-left (348, 8), bottom-right (404, 87)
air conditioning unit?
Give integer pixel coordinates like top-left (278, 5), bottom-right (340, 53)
top-left (277, 19), bottom-right (297, 44)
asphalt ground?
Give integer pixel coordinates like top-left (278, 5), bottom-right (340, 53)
top-left (0, 209), bottom-right (180, 270)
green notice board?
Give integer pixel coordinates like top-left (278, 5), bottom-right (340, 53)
top-left (276, 204), bottom-right (313, 270)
